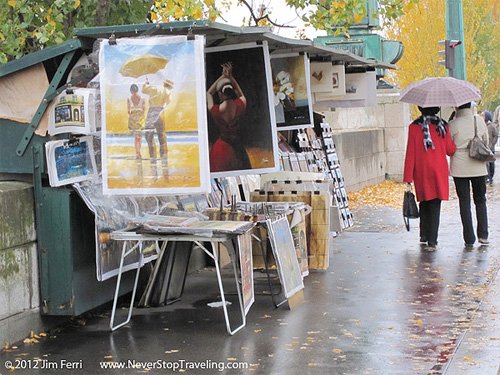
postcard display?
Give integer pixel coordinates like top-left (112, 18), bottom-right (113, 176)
top-left (296, 124), bottom-right (354, 230)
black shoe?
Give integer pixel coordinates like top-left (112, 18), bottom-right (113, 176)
top-left (478, 238), bottom-right (489, 245)
top-left (464, 243), bottom-right (474, 249)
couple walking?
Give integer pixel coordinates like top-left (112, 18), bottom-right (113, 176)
top-left (403, 103), bottom-right (490, 251)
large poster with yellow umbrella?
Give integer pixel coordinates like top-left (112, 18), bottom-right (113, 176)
top-left (99, 35), bottom-right (209, 195)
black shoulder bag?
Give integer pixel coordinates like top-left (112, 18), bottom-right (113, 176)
top-left (403, 188), bottom-right (419, 232)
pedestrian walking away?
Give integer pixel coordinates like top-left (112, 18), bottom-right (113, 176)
top-left (483, 110), bottom-right (498, 184)
top-left (449, 102), bottom-right (490, 247)
top-left (403, 106), bottom-right (456, 251)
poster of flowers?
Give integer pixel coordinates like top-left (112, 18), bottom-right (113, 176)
top-left (270, 53), bottom-right (314, 130)
top-left (99, 35), bottom-right (210, 195)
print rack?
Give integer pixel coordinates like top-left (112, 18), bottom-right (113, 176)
top-left (280, 122), bottom-right (353, 230)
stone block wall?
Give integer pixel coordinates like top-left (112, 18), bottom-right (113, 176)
top-left (322, 89), bottom-right (411, 191)
top-left (0, 181), bottom-right (44, 346)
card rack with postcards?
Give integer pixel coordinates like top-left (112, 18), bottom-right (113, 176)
top-left (297, 122), bottom-right (354, 229)
top-left (318, 122), bottom-right (354, 229)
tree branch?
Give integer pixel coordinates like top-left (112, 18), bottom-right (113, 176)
top-left (238, 0), bottom-right (293, 28)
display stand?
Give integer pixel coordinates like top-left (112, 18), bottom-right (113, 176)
top-left (109, 230), bottom-right (248, 335)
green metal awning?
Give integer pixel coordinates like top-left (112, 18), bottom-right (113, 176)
top-left (1, 20), bottom-right (394, 81)
top-left (0, 39), bottom-right (84, 78)
top-left (74, 20), bottom-right (394, 69)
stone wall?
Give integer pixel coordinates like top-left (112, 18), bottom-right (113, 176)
top-left (322, 89), bottom-right (411, 192)
top-left (0, 182), bottom-right (44, 346)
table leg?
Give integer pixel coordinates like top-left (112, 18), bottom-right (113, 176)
top-left (207, 241), bottom-right (246, 335)
top-left (110, 240), bottom-right (142, 331)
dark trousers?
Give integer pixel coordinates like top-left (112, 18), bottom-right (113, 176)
top-left (419, 199), bottom-right (442, 246)
top-left (487, 161), bottom-right (495, 181)
top-left (453, 176), bottom-right (488, 244)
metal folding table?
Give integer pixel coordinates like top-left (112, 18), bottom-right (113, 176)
top-left (109, 229), bottom-right (248, 335)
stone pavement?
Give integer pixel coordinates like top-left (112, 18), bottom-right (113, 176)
top-left (0, 177), bottom-right (498, 375)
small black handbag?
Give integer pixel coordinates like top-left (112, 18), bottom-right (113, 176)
top-left (403, 190), bottom-right (419, 231)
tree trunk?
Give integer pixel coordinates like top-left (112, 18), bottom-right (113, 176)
top-left (96, 0), bottom-right (111, 26)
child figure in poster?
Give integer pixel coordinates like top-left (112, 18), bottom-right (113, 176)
top-left (143, 78), bottom-right (174, 177)
top-left (207, 62), bottom-right (251, 172)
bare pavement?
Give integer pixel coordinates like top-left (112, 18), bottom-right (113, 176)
top-left (1, 171), bottom-right (499, 374)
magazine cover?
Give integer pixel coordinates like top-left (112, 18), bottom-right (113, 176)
top-left (48, 88), bottom-right (97, 135)
top-left (205, 42), bottom-right (279, 178)
top-left (45, 136), bottom-right (98, 187)
top-left (270, 53), bottom-right (314, 130)
top-left (99, 35), bottom-right (210, 195)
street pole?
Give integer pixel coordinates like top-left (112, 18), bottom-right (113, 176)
top-left (446, 0), bottom-right (466, 79)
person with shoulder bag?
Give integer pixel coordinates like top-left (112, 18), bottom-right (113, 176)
top-left (483, 110), bottom-right (498, 184)
top-left (448, 102), bottom-right (490, 247)
top-left (403, 106), bottom-right (456, 251)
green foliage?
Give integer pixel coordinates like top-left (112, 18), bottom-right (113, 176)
top-left (285, 0), bottom-right (419, 35)
top-left (0, 0), bottom-right (422, 64)
top-left (0, 0), bottom-right (77, 63)
top-left (385, 0), bottom-right (498, 112)
top-left (150, 0), bottom-right (224, 23)
top-left (0, 0), bottom-right (151, 64)
top-left (72, 0), bottom-right (150, 28)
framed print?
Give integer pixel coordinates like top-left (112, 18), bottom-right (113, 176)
top-left (238, 231), bottom-right (255, 315)
top-left (332, 73), bottom-right (339, 88)
top-left (99, 35), bottom-right (210, 195)
top-left (205, 42), bottom-right (279, 178)
top-left (314, 71), bottom-right (377, 108)
top-left (344, 72), bottom-right (368, 100)
top-left (310, 62), bottom-right (333, 93)
top-left (313, 64), bottom-right (346, 101)
top-left (270, 53), bottom-right (314, 130)
top-left (267, 217), bottom-right (304, 298)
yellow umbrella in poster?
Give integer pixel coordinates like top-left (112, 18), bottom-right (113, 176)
top-left (119, 54), bottom-right (169, 78)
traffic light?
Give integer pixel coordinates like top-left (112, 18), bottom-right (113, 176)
top-left (438, 40), bottom-right (461, 70)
